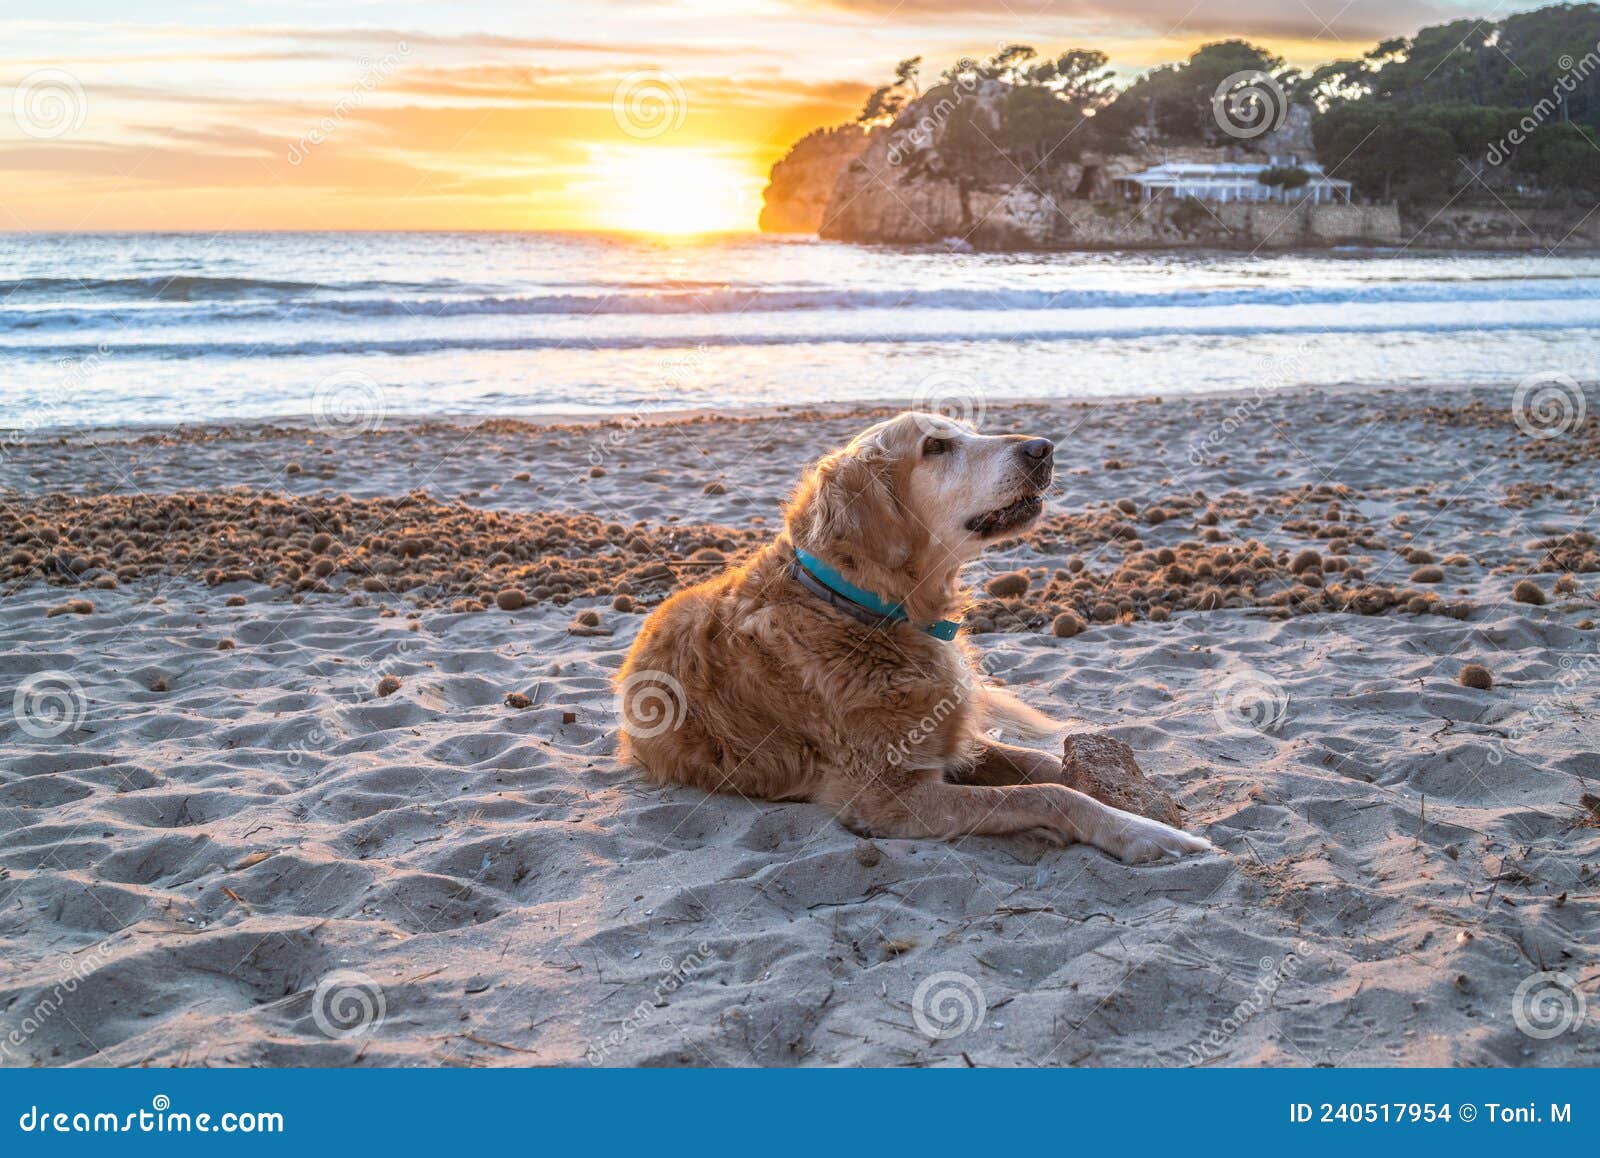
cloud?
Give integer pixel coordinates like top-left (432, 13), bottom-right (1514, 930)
top-left (0, 19), bottom-right (777, 62)
top-left (801, 0), bottom-right (1450, 45)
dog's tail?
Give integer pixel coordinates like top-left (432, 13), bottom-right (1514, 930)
top-left (979, 686), bottom-right (1066, 739)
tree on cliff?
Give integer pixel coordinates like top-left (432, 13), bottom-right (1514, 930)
top-left (931, 47), bottom-right (1117, 174)
top-left (857, 57), bottom-right (925, 125)
top-left (1029, 49), bottom-right (1117, 108)
top-left (894, 56), bottom-right (922, 96)
top-left (1308, 2), bottom-right (1600, 205)
top-left (949, 45), bottom-right (1115, 109)
top-left (1098, 41), bottom-right (1292, 142)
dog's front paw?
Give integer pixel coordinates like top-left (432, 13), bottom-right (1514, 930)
top-left (1100, 812), bottom-right (1212, 864)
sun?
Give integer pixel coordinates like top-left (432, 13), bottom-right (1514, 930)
top-left (593, 149), bottom-right (757, 235)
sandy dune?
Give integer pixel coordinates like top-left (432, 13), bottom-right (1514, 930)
top-left (2, 384), bottom-right (1597, 1066)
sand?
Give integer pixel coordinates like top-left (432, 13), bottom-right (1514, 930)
top-left (2, 383), bottom-right (1597, 1067)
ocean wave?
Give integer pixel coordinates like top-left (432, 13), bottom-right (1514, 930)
top-left (7, 316), bottom-right (1591, 360)
top-left (0, 275), bottom-right (481, 302)
top-left (321, 280), bottom-right (1600, 316)
top-left (3, 278), bottom-right (1596, 330)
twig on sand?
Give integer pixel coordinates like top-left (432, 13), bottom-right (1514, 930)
top-left (1481, 855), bottom-right (1507, 911)
top-left (460, 1032), bottom-right (539, 1055)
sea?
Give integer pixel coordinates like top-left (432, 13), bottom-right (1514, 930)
top-left (2, 231), bottom-right (1597, 430)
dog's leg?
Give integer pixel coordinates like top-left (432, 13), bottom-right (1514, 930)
top-left (950, 738), bottom-right (1063, 786)
top-left (957, 739), bottom-right (1175, 820)
top-left (836, 777), bottom-right (1209, 864)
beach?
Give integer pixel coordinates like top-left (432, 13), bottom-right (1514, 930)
top-left (2, 382), bottom-right (1598, 1067)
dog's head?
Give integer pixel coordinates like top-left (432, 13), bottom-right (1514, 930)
top-left (785, 411), bottom-right (1053, 621)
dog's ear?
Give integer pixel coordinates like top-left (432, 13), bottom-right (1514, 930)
top-left (786, 446), bottom-right (913, 584)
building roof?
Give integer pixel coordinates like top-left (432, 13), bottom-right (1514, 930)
top-left (1119, 158), bottom-right (1350, 190)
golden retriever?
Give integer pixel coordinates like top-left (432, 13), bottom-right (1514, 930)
top-left (617, 412), bottom-right (1211, 863)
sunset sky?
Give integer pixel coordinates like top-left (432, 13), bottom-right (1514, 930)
top-left (0, 0), bottom-right (1548, 232)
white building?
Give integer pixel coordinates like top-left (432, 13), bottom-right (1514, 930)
top-left (1115, 158), bottom-right (1353, 205)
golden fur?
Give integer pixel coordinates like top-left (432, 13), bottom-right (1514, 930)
top-left (617, 412), bottom-right (1210, 863)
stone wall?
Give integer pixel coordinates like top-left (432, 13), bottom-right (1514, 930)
top-left (819, 189), bottom-right (1402, 250)
top-left (1401, 205), bottom-right (1600, 249)
top-left (1211, 201), bottom-right (1402, 246)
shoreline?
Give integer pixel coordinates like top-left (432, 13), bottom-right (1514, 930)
top-left (0, 378), bottom-right (1543, 445)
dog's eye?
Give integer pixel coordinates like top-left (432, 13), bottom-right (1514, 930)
top-left (922, 437), bottom-right (951, 458)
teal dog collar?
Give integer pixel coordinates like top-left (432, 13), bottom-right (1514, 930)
top-left (790, 547), bottom-right (959, 642)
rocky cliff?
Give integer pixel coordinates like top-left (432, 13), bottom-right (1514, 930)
top-left (760, 77), bottom-right (1357, 249)
top-left (817, 79), bottom-right (1069, 247)
top-left (1400, 205), bottom-right (1600, 249)
top-left (757, 124), bottom-right (873, 234)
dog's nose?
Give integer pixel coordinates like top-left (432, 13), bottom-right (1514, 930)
top-left (1018, 438), bottom-right (1053, 461)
